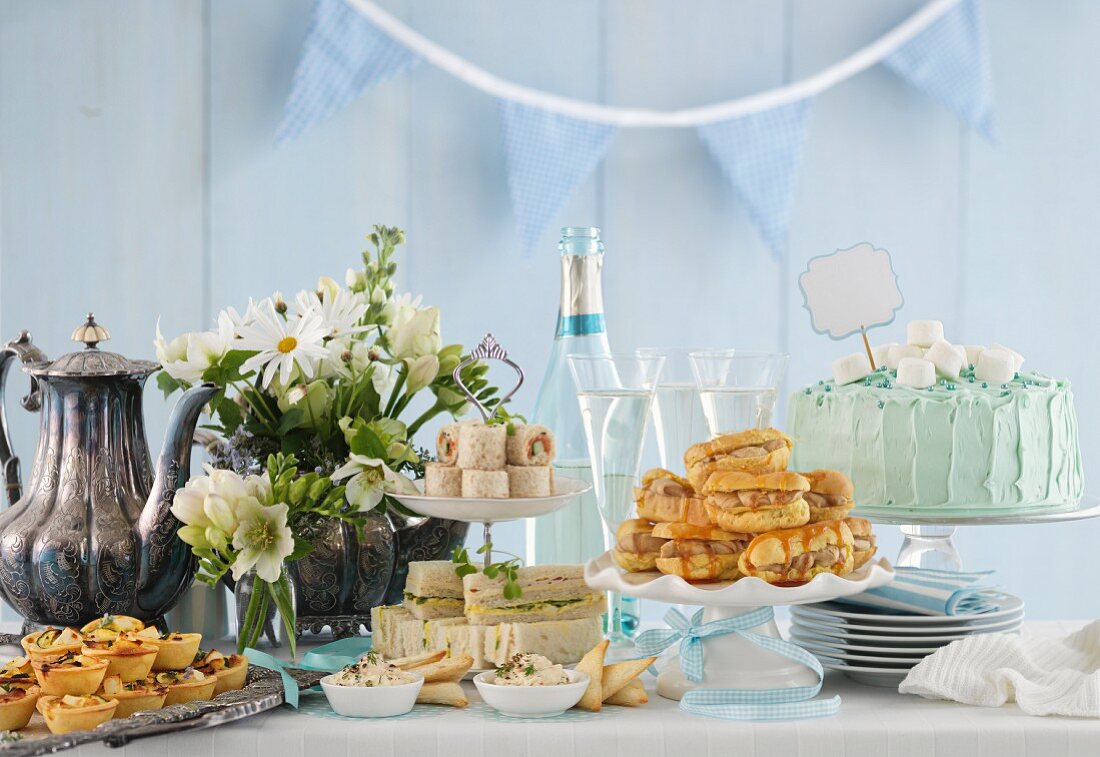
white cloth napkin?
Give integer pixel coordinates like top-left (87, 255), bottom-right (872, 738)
top-left (899, 621), bottom-right (1100, 717)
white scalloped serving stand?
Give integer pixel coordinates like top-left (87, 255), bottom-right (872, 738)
top-left (584, 552), bottom-right (895, 700)
top-left (391, 476), bottom-right (590, 524)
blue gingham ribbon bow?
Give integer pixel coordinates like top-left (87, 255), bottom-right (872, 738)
top-left (635, 607), bottom-right (840, 721)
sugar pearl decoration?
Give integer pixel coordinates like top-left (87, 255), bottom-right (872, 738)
top-left (896, 357), bottom-right (936, 389)
top-left (975, 348), bottom-right (1015, 384)
top-left (907, 320), bottom-right (944, 348)
top-left (990, 342), bottom-right (1024, 372)
top-left (925, 339), bottom-right (965, 380)
top-left (886, 344), bottom-right (923, 370)
top-left (831, 353), bottom-right (873, 385)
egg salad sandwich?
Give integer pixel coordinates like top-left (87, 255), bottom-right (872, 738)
top-left (462, 565), bottom-right (605, 626)
top-left (402, 561), bottom-right (466, 621)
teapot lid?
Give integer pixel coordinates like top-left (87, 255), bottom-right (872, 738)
top-left (25, 314), bottom-right (160, 378)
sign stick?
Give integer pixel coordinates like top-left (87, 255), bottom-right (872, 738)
top-left (861, 324), bottom-right (876, 370)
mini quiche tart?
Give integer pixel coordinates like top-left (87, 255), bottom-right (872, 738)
top-left (193, 650), bottom-right (249, 695)
top-left (0, 656), bottom-right (35, 689)
top-left (80, 635), bottom-right (158, 682)
top-left (32, 653), bottom-right (110, 697)
top-left (36, 694), bottom-right (118, 735)
top-left (134, 627), bottom-right (203, 671)
top-left (99, 674), bottom-right (168, 718)
top-left (0, 682), bottom-right (40, 731)
top-left (80, 614), bottom-right (145, 641)
top-left (155, 668), bottom-right (216, 706)
top-left (21, 627), bottom-right (84, 660)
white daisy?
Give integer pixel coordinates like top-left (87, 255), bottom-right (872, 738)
top-left (295, 288), bottom-right (370, 340)
top-left (237, 298), bottom-right (328, 389)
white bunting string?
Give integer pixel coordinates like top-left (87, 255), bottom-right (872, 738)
top-left (344, 0), bottom-right (962, 127)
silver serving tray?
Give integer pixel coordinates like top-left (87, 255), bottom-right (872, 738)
top-left (0, 634), bottom-right (323, 755)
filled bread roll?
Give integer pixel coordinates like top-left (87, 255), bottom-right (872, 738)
top-left (651, 522), bottom-right (754, 582)
top-left (683, 428), bottom-right (792, 490)
top-left (612, 519), bottom-right (666, 572)
top-left (702, 470), bottom-right (810, 533)
top-left (800, 469), bottom-right (855, 522)
top-left (738, 520), bottom-right (855, 585)
top-left (845, 516), bottom-right (877, 569)
top-left (633, 469), bottom-right (709, 526)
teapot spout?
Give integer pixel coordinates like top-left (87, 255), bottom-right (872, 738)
top-left (136, 382), bottom-right (217, 613)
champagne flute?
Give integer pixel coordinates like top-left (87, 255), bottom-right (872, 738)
top-left (636, 347), bottom-right (728, 464)
top-left (689, 351), bottom-right (788, 436)
top-left (568, 353), bottom-right (664, 651)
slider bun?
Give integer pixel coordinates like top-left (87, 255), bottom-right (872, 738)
top-left (650, 522), bottom-right (749, 542)
top-left (636, 492), bottom-right (710, 527)
top-left (614, 548), bottom-right (659, 573)
top-left (843, 516), bottom-right (873, 537)
top-left (640, 468), bottom-right (694, 492)
top-left (655, 553), bottom-right (741, 582)
top-left (703, 470), bottom-right (811, 494)
top-left (706, 500), bottom-right (809, 533)
top-left (800, 469), bottom-right (855, 497)
top-left (738, 520), bottom-right (854, 583)
top-left (616, 518), bottom-right (655, 539)
top-left (683, 428), bottom-right (792, 467)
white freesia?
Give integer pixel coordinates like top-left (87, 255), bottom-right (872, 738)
top-left (331, 453), bottom-right (416, 510)
top-left (154, 319), bottom-right (202, 383)
top-left (346, 267), bottom-right (368, 292)
top-left (238, 298), bottom-right (329, 390)
top-left (171, 465), bottom-right (253, 551)
top-left (382, 292), bottom-right (422, 328)
top-left (404, 354), bottom-right (440, 394)
top-left (231, 499), bottom-right (294, 583)
top-left (388, 306), bottom-right (441, 359)
top-left (276, 380), bottom-right (332, 428)
top-left (371, 359), bottom-right (396, 397)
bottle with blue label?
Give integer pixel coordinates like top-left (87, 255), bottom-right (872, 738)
top-left (527, 227), bottom-right (638, 635)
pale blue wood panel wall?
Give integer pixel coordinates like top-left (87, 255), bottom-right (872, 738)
top-left (0, 0), bottom-right (1095, 620)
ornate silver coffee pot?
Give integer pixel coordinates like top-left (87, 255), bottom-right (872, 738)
top-left (0, 315), bottom-right (216, 628)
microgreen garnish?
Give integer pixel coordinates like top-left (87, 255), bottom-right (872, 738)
top-left (451, 542), bottom-right (524, 599)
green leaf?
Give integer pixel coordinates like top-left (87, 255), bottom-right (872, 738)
top-left (276, 409), bottom-right (305, 436)
top-left (156, 371), bottom-right (186, 398)
top-left (287, 536), bottom-right (314, 562)
top-left (349, 426), bottom-right (388, 459)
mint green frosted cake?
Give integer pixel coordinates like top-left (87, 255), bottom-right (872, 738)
top-left (788, 367), bottom-right (1084, 513)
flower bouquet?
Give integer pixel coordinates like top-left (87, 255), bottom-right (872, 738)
top-left (157, 226), bottom-right (499, 653)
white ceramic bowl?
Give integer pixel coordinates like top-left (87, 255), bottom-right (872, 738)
top-left (473, 670), bottom-right (589, 718)
top-left (319, 672), bottom-right (424, 718)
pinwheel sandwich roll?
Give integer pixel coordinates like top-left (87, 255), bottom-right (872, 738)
top-left (633, 469), bottom-right (709, 526)
top-left (683, 428), bottom-right (792, 490)
top-left (703, 470), bottom-right (811, 532)
top-left (800, 469), bottom-right (855, 523)
top-left (505, 424), bottom-right (556, 466)
top-left (612, 519), bottom-right (667, 572)
top-left (652, 522), bottom-right (754, 582)
top-left (738, 520), bottom-right (855, 584)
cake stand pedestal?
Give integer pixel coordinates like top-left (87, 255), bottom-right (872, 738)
top-left (856, 496), bottom-right (1100, 571)
top-left (584, 552), bottom-right (894, 700)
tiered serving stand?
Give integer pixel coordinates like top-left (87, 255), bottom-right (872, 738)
top-left (584, 553), bottom-right (894, 700)
top-left (854, 496), bottom-right (1100, 570)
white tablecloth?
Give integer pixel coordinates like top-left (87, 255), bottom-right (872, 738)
top-left (19, 621), bottom-right (1100, 757)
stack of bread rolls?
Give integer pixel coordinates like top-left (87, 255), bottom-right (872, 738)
top-left (425, 420), bottom-right (556, 498)
top-left (615, 428), bottom-right (877, 585)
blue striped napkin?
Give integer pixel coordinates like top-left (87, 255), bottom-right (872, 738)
top-left (831, 567), bottom-right (1002, 616)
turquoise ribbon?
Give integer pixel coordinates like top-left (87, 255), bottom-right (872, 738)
top-left (245, 637), bottom-right (374, 709)
top-left (635, 607), bottom-right (841, 721)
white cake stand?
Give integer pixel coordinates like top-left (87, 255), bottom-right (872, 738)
top-left (854, 495), bottom-right (1100, 571)
top-left (584, 553), bottom-right (894, 700)
top-left (392, 477), bottom-right (591, 568)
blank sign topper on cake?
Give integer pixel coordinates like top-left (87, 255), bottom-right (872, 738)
top-left (799, 243), bottom-right (904, 339)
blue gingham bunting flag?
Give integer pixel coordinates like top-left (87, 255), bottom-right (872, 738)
top-left (696, 98), bottom-right (813, 256)
top-left (276, 0), bottom-right (421, 144)
top-left (884, 0), bottom-right (994, 138)
top-left (500, 100), bottom-right (617, 255)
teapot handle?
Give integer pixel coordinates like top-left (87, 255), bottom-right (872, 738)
top-left (0, 331), bottom-right (48, 507)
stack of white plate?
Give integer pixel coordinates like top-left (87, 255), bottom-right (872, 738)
top-left (790, 595), bottom-right (1024, 687)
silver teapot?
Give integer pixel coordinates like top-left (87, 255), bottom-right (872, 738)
top-left (0, 315), bottom-right (216, 628)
